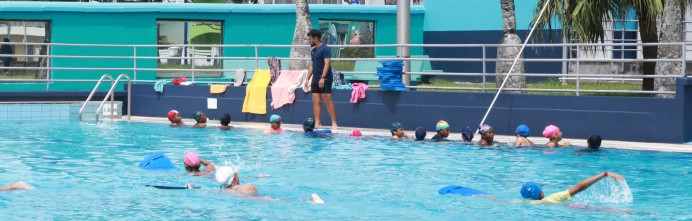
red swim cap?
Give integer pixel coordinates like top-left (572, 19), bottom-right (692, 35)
top-left (167, 110), bottom-right (179, 121)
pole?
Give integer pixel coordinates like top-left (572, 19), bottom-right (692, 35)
top-left (397, 0), bottom-right (411, 86)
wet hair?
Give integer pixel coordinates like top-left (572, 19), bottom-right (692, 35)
top-left (587, 135), bottom-right (602, 149)
top-left (220, 114), bottom-right (231, 126)
top-left (307, 29), bottom-right (322, 39)
top-left (415, 127), bottom-right (427, 141)
top-left (303, 118), bottom-right (315, 132)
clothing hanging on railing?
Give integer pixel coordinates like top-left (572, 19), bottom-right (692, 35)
top-left (267, 57), bottom-right (281, 85)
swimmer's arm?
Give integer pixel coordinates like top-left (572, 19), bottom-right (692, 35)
top-left (479, 139), bottom-right (488, 145)
top-left (514, 139), bottom-right (522, 147)
top-left (200, 159), bottom-right (216, 174)
top-left (568, 172), bottom-right (624, 196)
top-left (562, 141), bottom-right (571, 148)
top-left (391, 135), bottom-right (399, 139)
top-left (545, 142), bottom-right (556, 148)
top-left (0, 181), bottom-right (29, 191)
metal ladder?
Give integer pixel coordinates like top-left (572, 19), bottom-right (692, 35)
top-left (79, 74), bottom-right (131, 122)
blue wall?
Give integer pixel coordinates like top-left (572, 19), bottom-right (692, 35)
top-left (129, 79), bottom-right (692, 144)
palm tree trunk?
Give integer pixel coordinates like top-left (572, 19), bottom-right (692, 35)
top-left (654, 0), bottom-right (683, 98)
top-left (637, 8), bottom-right (659, 91)
top-left (289, 0), bottom-right (312, 70)
top-left (496, 0), bottom-right (526, 93)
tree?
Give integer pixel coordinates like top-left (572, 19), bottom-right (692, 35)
top-left (530, 0), bottom-right (663, 91)
top-left (496, 0), bottom-right (526, 93)
top-left (289, 0), bottom-right (312, 70)
top-left (654, 0), bottom-right (684, 98)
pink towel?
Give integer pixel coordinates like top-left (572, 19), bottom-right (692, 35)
top-left (350, 83), bottom-right (368, 103)
top-left (271, 70), bottom-right (303, 109)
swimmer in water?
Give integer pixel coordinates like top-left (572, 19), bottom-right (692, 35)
top-left (350, 129), bottom-right (363, 137)
top-left (192, 111), bottom-right (207, 128)
top-left (431, 120), bottom-right (450, 142)
top-left (218, 114), bottom-right (233, 130)
top-left (184, 152), bottom-right (216, 176)
top-left (0, 181), bottom-right (29, 191)
top-left (390, 122), bottom-right (413, 139)
top-left (414, 127), bottom-right (427, 141)
top-left (478, 124), bottom-right (494, 146)
top-left (514, 124), bottom-right (534, 147)
top-left (167, 110), bottom-right (184, 127)
top-left (520, 171), bottom-right (625, 203)
top-left (461, 126), bottom-right (474, 143)
top-left (575, 135), bottom-right (602, 155)
top-left (264, 114), bottom-right (283, 134)
top-left (212, 166), bottom-right (325, 203)
top-left (543, 125), bottom-right (571, 148)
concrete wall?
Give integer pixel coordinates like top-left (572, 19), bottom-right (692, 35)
top-left (129, 78), bottom-right (692, 143)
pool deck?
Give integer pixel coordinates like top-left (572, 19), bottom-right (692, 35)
top-left (124, 116), bottom-right (692, 153)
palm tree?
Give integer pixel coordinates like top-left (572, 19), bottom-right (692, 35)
top-left (655, 0), bottom-right (684, 98)
top-left (530, 0), bottom-right (663, 91)
top-left (289, 0), bottom-right (312, 70)
top-left (496, 0), bottom-right (526, 93)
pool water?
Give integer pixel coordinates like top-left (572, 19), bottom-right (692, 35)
top-left (1, 122), bottom-right (690, 220)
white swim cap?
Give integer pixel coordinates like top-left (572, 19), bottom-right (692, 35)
top-left (215, 166), bottom-right (237, 185)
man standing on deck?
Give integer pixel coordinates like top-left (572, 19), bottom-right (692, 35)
top-left (305, 29), bottom-right (338, 130)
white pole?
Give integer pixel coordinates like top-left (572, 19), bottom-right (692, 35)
top-left (476, 0), bottom-right (552, 133)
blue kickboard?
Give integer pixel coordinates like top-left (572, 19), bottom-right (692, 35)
top-left (438, 185), bottom-right (489, 196)
top-left (146, 184), bottom-right (200, 190)
top-left (138, 152), bottom-right (176, 170)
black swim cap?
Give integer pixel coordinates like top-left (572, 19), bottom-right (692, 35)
top-left (303, 118), bottom-right (315, 132)
top-left (220, 114), bottom-right (231, 125)
top-left (587, 134), bottom-right (602, 149)
top-left (415, 127), bottom-right (427, 140)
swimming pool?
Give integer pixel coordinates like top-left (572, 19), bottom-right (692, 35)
top-left (1, 121), bottom-right (690, 220)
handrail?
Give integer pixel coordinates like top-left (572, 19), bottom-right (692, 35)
top-left (79, 74), bottom-right (114, 121)
top-left (95, 74), bottom-right (131, 122)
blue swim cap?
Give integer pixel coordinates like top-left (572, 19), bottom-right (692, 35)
top-left (520, 182), bottom-right (542, 200)
top-left (390, 122), bottom-right (403, 133)
top-left (270, 114), bottom-right (281, 123)
top-left (415, 127), bottom-right (426, 140)
top-left (516, 124), bottom-right (530, 137)
top-left (461, 126), bottom-right (474, 142)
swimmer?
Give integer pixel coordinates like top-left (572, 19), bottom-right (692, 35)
top-left (350, 129), bottom-right (363, 137)
top-left (218, 114), bottom-right (233, 130)
top-left (0, 181), bottom-right (29, 191)
top-left (514, 124), bottom-right (534, 147)
top-left (461, 126), bottom-right (474, 143)
top-left (575, 135), bottom-right (602, 155)
top-left (303, 118), bottom-right (330, 137)
top-left (431, 120), bottom-right (450, 142)
top-left (184, 152), bottom-right (216, 176)
top-left (192, 111), bottom-right (207, 128)
top-left (264, 114), bottom-right (283, 134)
top-left (167, 110), bottom-right (184, 127)
top-left (414, 127), bottom-right (427, 141)
top-left (478, 124), bottom-right (494, 146)
top-left (543, 125), bottom-right (571, 148)
top-left (213, 166), bottom-right (324, 203)
top-left (520, 171), bottom-right (625, 204)
top-left (390, 122), bottom-right (413, 139)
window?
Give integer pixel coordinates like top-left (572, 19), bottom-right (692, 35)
top-left (156, 20), bottom-right (223, 78)
top-left (0, 20), bottom-right (51, 80)
top-left (318, 19), bottom-right (375, 58)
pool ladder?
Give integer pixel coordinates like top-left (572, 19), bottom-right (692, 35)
top-left (79, 74), bottom-right (131, 122)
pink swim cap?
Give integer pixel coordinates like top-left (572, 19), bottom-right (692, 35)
top-left (184, 152), bottom-right (200, 167)
top-left (350, 129), bottom-right (363, 137)
top-left (542, 125), bottom-right (560, 138)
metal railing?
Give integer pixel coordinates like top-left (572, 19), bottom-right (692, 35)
top-left (95, 74), bottom-right (131, 122)
top-left (0, 41), bottom-right (688, 96)
top-left (79, 74), bottom-right (114, 121)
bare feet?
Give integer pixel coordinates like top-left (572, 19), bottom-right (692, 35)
top-left (331, 122), bottom-right (338, 131)
top-left (311, 193), bottom-right (325, 204)
top-left (315, 122), bottom-right (322, 129)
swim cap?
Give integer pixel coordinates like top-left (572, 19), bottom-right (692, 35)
top-left (183, 152), bottom-right (200, 167)
top-left (436, 120), bottom-right (450, 131)
top-left (270, 114), bottom-right (281, 123)
top-left (543, 125), bottom-right (560, 138)
top-left (390, 122), bottom-right (403, 133)
top-left (415, 127), bottom-right (427, 140)
top-left (215, 166), bottom-right (237, 185)
top-left (192, 111), bottom-right (203, 121)
top-left (516, 124), bottom-right (530, 137)
top-left (219, 114), bottom-right (231, 125)
top-left (461, 126), bottom-right (474, 142)
top-left (520, 182), bottom-right (542, 200)
top-left (479, 124), bottom-right (493, 135)
top-left (303, 118), bottom-right (316, 132)
top-left (167, 110), bottom-right (178, 121)
top-left (350, 129), bottom-right (363, 137)
top-left (588, 134), bottom-right (602, 149)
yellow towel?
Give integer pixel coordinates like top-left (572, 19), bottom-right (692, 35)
top-left (242, 69), bottom-right (271, 114)
top-left (210, 84), bottom-right (227, 94)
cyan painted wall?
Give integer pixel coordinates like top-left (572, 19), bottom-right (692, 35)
top-left (424, 0), bottom-right (543, 32)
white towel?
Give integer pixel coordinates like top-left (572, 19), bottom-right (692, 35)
top-left (292, 70), bottom-right (311, 93)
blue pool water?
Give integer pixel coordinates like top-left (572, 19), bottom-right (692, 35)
top-left (1, 122), bottom-right (690, 220)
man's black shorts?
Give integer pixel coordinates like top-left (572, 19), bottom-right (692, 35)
top-left (311, 80), bottom-right (333, 94)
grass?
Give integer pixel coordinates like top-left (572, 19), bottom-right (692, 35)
top-left (0, 72), bottom-right (38, 80)
top-left (156, 63), bottom-right (223, 78)
top-left (413, 79), bottom-right (648, 97)
top-left (331, 61), bottom-right (355, 72)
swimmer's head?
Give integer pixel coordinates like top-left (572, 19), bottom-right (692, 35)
top-left (479, 124), bottom-right (494, 142)
top-left (350, 129), bottom-right (363, 137)
top-left (215, 166), bottom-right (237, 186)
top-left (436, 120), bottom-right (450, 137)
top-left (520, 182), bottom-right (543, 200)
top-left (270, 114), bottom-right (282, 129)
top-left (219, 114), bottom-right (231, 126)
top-left (184, 152), bottom-right (200, 171)
top-left (390, 122), bottom-right (404, 136)
top-left (461, 126), bottom-right (474, 142)
top-left (303, 118), bottom-right (316, 132)
top-left (167, 110), bottom-right (181, 123)
top-left (516, 124), bottom-right (530, 137)
top-left (588, 134), bottom-right (602, 149)
top-left (542, 125), bottom-right (561, 140)
top-left (192, 111), bottom-right (207, 123)
top-left (415, 127), bottom-right (427, 141)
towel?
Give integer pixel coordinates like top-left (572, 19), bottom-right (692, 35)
top-left (242, 69), bottom-right (271, 114)
top-left (350, 83), bottom-right (369, 103)
top-left (298, 70), bottom-right (312, 93)
top-left (234, 68), bottom-right (246, 86)
top-left (270, 70), bottom-right (303, 109)
top-left (154, 79), bottom-right (169, 93)
top-left (210, 84), bottom-right (227, 94)
top-left (333, 83), bottom-right (352, 90)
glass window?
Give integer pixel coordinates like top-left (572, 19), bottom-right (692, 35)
top-left (156, 20), bottom-right (223, 78)
top-left (0, 20), bottom-right (51, 80)
top-left (318, 19), bottom-right (375, 58)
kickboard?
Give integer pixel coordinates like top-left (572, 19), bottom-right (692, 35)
top-left (438, 185), bottom-right (489, 196)
top-left (138, 152), bottom-right (176, 170)
top-left (146, 184), bottom-right (200, 190)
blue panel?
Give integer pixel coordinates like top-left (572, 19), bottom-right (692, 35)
top-left (424, 0), bottom-right (552, 31)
